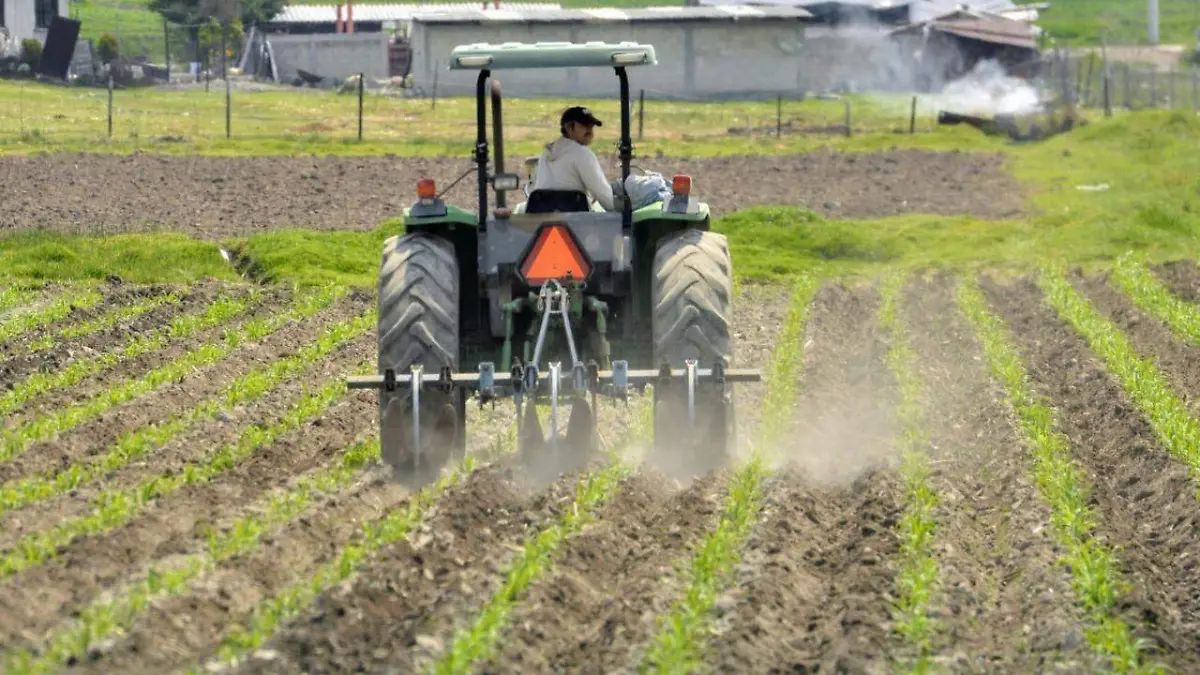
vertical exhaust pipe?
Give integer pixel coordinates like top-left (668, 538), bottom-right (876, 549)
top-left (491, 78), bottom-right (506, 209)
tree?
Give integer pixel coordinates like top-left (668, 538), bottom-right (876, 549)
top-left (147, 0), bottom-right (285, 30)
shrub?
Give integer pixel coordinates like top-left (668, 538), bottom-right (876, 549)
top-left (96, 33), bottom-right (119, 65)
top-left (20, 39), bottom-right (42, 68)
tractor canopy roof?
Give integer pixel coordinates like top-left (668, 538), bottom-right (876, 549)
top-left (447, 41), bottom-right (657, 70)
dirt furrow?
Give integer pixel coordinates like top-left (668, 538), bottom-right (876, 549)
top-left (0, 282), bottom-right (205, 384)
top-left (902, 273), bottom-right (1100, 673)
top-left (474, 282), bottom-right (790, 672)
top-left (1149, 260), bottom-right (1200, 303)
top-left (981, 275), bottom-right (1200, 673)
top-left (1071, 269), bottom-right (1200, 417)
top-left (0, 386), bottom-right (377, 653)
top-left (219, 462), bottom-right (585, 675)
top-left (0, 332), bottom-right (374, 551)
top-left (2, 285), bottom-right (280, 426)
top-left (706, 280), bottom-right (904, 674)
top-left (0, 279), bottom-right (164, 355)
top-left (0, 289), bottom-right (371, 487)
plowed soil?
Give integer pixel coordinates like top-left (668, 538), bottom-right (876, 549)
top-left (981, 274), bottom-right (1200, 673)
top-left (9, 262), bottom-right (1200, 674)
top-left (0, 150), bottom-right (1024, 239)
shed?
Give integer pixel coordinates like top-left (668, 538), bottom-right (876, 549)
top-left (888, 8), bottom-right (1041, 88)
top-left (406, 5), bottom-right (814, 99)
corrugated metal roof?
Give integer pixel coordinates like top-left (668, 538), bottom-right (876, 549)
top-left (271, 3), bottom-right (561, 24)
top-left (890, 9), bottom-right (1038, 49)
top-left (409, 5), bottom-right (813, 23)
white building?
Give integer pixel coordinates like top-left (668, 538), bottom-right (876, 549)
top-left (1, 0), bottom-right (71, 42)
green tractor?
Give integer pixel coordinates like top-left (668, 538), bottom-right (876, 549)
top-left (348, 41), bottom-right (761, 486)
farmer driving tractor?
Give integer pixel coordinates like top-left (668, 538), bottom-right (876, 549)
top-left (528, 106), bottom-right (619, 212)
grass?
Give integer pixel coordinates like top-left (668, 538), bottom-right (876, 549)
top-left (0, 307), bottom-right (374, 517)
top-left (0, 79), bottom-right (1003, 158)
top-left (877, 271), bottom-right (941, 671)
top-left (1033, 0), bottom-right (1200, 47)
top-left (636, 273), bottom-right (820, 674)
top-left (0, 230), bottom-right (239, 283)
top-left (1038, 267), bottom-right (1200, 487)
top-left (956, 276), bottom-right (1156, 673)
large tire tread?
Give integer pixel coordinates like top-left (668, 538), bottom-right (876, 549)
top-left (651, 229), bottom-right (734, 368)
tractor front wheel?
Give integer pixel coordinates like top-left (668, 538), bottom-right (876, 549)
top-left (649, 229), bottom-right (736, 478)
top-left (376, 232), bottom-right (464, 487)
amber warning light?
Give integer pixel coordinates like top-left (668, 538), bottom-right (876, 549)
top-left (417, 178), bottom-right (436, 200)
top-left (672, 174), bottom-right (691, 197)
top-left (520, 223), bottom-right (591, 285)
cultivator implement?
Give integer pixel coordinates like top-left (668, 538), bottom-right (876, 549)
top-left (350, 278), bottom-right (761, 480)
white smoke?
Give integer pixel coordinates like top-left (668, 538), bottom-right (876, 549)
top-left (921, 59), bottom-right (1044, 116)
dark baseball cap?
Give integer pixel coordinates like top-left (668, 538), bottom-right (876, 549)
top-left (561, 106), bottom-right (602, 127)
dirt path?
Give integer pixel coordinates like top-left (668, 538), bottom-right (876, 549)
top-left (0, 151), bottom-right (1025, 239)
top-left (981, 275), bottom-right (1200, 673)
top-left (902, 273), bottom-right (1100, 672)
top-left (705, 281), bottom-right (904, 674)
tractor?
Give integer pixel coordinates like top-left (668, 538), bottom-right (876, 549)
top-left (347, 41), bottom-right (762, 486)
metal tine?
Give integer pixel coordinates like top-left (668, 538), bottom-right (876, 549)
top-left (550, 361), bottom-right (560, 457)
top-left (685, 359), bottom-right (696, 427)
top-left (411, 363), bottom-right (423, 469)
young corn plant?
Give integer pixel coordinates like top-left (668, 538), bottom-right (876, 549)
top-left (1111, 252), bottom-right (1200, 347)
top-left (876, 271), bottom-right (941, 672)
top-left (0, 284), bottom-right (104, 344)
top-left (637, 272), bottom-right (821, 675)
top-left (957, 276), bottom-right (1158, 674)
top-left (0, 307), bottom-right (375, 517)
top-left (20, 289), bottom-right (183, 356)
top-left (0, 285), bottom-right (343, 465)
top-left (0, 357), bottom-right (371, 578)
top-left (1038, 267), bottom-right (1200, 486)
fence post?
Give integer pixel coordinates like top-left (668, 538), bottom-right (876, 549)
top-left (776, 94), bottom-right (781, 137)
top-left (225, 71), bottom-right (232, 139)
top-left (1169, 67), bottom-right (1176, 109)
top-left (1150, 69), bottom-right (1157, 108)
top-left (357, 72), bottom-right (364, 142)
top-left (1193, 69), bottom-right (1198, 114)
top-left (163, 18), bottom-right (170, 84)
top-left (909, 95), bottom-right (917, 133)
top-left (431, 61), bottom-right (439, 110)
top-left (843, 99), bottom-right (851, 137)
top-left (637, 88), bottom-right (644, 141)
top-left (1123, 63), bottom-right (1131, 109)
top-left (107, 73), bottom-right (113, 139)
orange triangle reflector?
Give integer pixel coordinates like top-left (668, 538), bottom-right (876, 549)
top-left (520, 224), bottom-right (591, 285)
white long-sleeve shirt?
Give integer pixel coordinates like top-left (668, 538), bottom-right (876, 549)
top-left (529, 137), bottom-right (614, 211)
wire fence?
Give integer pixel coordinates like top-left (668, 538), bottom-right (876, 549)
top-left (0, 50), bottom-right (1196, 148)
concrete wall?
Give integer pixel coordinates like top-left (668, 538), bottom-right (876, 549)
top-left (2, 0), bottom-right (70, 42)
top-left (267, 32), bottom-right (389, 81)
top-left (408, 19), bottom-right (806, 99)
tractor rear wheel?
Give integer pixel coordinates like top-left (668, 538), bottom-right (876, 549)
top-left (376, 232), bottom-right (464, 486)
top-left (649, 229), bottom-right (736, 478)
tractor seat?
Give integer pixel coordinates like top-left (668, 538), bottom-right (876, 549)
top-left (525, 189), bottom-right (591, 214)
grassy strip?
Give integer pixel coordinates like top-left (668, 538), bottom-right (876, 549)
top-left (0, 356), bottom-right (371, 579)
top-left (636, 273), bottom-right (821, 674)
top-left (957, 277), bottom-right (1154, 673)
top-left (0, 285), bottom-right (104, 344)
top-left (877, 272), bottom-right (941, 670)
top-left (21, 289), bottom-right (184, 355)
top-left (1111, 253), bottom-right (1200, 346)
top-left (0, 307), bottom-right (375, 517)
top-left (0, 289), bottom-right (259, 420)
top-left (0, 285), bottom-right (343, 465)
top-left (1038, 268), bottom-right (1200, 483)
